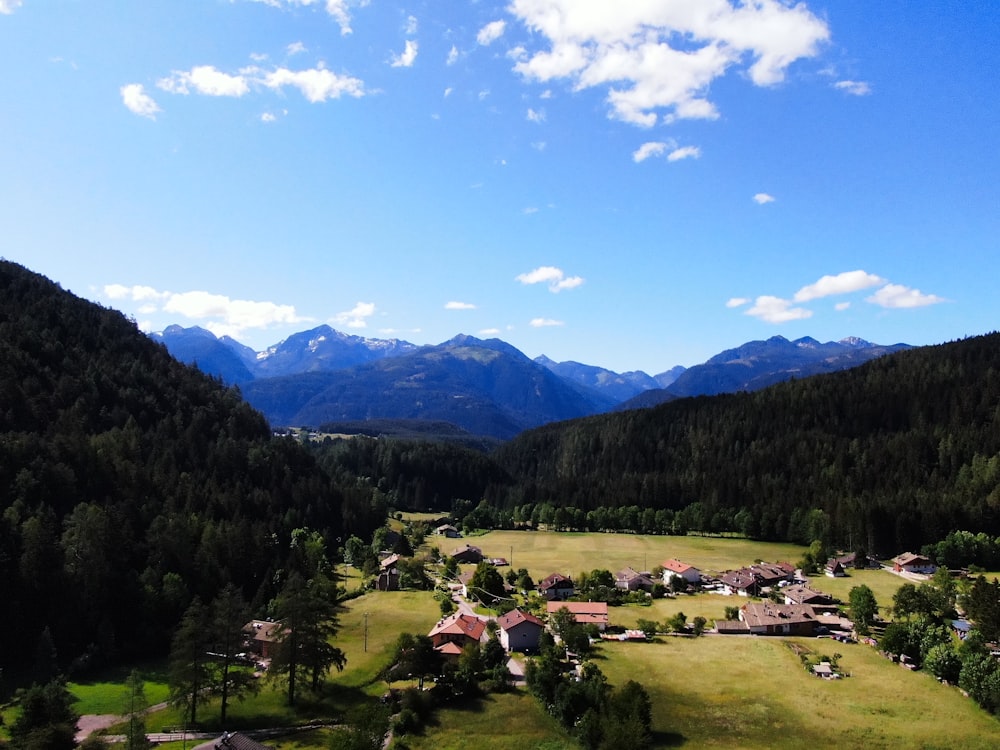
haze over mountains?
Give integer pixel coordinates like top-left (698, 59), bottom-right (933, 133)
top-left (154, 324), bottom-right (910, 440)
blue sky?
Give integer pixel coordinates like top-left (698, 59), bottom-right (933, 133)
top-left (2, 1), bottom-right (997, 375)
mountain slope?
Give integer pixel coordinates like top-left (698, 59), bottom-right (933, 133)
top-left (152, 324), bottom-right (256, 384)
top-left (0, 260), bottom-right (352, 676)
top-left (534, 355), bottom-right (660, 402)
top-left (251, 324), bottom-right (417, 377)
top-left (618, 335), bottom-right (910, 409)
top-left (242, 335), bottom-right (611, 439)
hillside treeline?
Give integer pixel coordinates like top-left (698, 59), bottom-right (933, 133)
top-left (312, 434), bottom-right (511, 512)
top-left (486, 333), bottom-right (1000, 555)
top-left (0, 262), bottom-right (379, 684)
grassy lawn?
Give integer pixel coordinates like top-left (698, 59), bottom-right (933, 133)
top-left (613, 593), bottom-right (736, 629)
top-left (392, 690), bottom-right (576, 750)
top-left (596, 635), bottom-right (1000, 749)
top-left (69, 660), bottom-right (170, 715)
top-left (473, 530), bottom-right (806, 581)
top-left (800, 568), bottom-right (907, 616)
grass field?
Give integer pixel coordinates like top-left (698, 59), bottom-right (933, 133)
top-left (68, 661), bottom-right (170, 715)
top-left (597, 635), bottom-right (1000, 749)
top-left (391, 691), bottom-right (576, 750)
top-left (470, 530), bottom-right (807, 582)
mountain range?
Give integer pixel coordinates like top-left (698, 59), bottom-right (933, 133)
top-left (153, 324), bottom-right (911, 440)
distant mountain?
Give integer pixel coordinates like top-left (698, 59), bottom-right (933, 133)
top-left (654, 366), bottom-right (687, 388)
top-left (250, 324), bottom-right (417, 377)
top-left (241, 335), bottom-right (611, 440)
top-left (154, 324), bottom-right (912, 438)
top-left (534, 355), bottom-right (660, 403)
top-left (617, 335), bottom-right (911, 409)
top-left (152, 325), bottom-right (255, 384)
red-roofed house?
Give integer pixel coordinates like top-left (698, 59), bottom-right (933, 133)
top-left (497, 608), bottom-right (545, 652)
top-left (538, 573), bottom-right (575, 601)
top-left (662, 558), bottom-right (701, 585)
top-left (892, 552), bottom-right (937, 575)
top-left (242, 620), bottom-right (288, 660)
top-left (546, 601), bottom-right (609, 631)
top-left (428, 612), bottom-right (487, 654)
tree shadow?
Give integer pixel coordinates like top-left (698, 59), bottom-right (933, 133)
top-left (652, 729), bottom-right (687, 747)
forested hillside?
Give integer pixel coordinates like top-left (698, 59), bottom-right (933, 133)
top-left (487, 333), bottom-right (1000, 555)
top-left (0, 262), bottom-right (381, 682)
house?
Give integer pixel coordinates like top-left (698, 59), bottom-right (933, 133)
top-left (428, 612), bottom-right (487, 653)
top-left (615, 567), bottom-right (655, 592)
top-left (538, 573), bottom-right (575, 601)
top-left (824, 558), bottom-right (847, 578)
top-left (812, 662), bottom-right (835, 679)
top-left (662, 558), bottom-right (701, 585)
top-left (720, 562), bottom-right (794, 596)
top-left (435, 524), bottom-right (461, 538)
top-left (783, 584), bottom-right (834, 607)
top-left (497, 608), bottom-right (545, 652)
top-left (546, 601), bottom-right (609, 631)
top-left (457, 570), bottom-right (475, 598)
top-left (892, 552), bottom-right (937, 575)
top-left (451, 544), bottom-right (484, 564)
top-left (376, 553), bottom-right (402, 591)
top-left (242, 620), bottom-right (287, 660)
top-left (739, 602), bottom-right (819, 636)
top-left (214, 732), bottom-right (274, 750)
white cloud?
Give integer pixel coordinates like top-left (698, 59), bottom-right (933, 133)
top-left (261, 112), bottom-right (277, 122)
top-left (745, 295), bottom-right (813, 323)
top-left (753, 192), bottom-right (776, 204)
top-left (157, 66), bottom-right (250, 97)
top-left (835, 302), bottom-right (851, 311)
top-left (509, 0), bottom-right (829, 127)
top-left (0, 0), bottom-right (23, 14)
top-left (523, 207), bottom-right (539, 215)
top-left (794, 270), bottom-right (885, 302)
top-left (120, 84), bottom-right (161, 119)
top-left (246, 0), bottom-right (361, 36)
top-left (526, 107), bottom-right (546, 123)
top-left (405, 15), bottom-right (418, 35)
top-left (105, 284), bottom-right (307, 336)
top-left (104, 284), bottom-right (170, 302)
top-left (725, 297), bottom-right (749, 308)
top-left (633, 141), bottom-right (668, 162)
top-left (287, 41), bottom-right (307, 56)
top-left (478, 88), bottom-right (490, 100)
top-left (333, 301), bottom-right (376, 328)
top-left (262, 66), bottom-right (365, 102)
top-left (667, 145), bottom-right (700, 161)
top-left (390, 39), bottom-right (419, 68)
top-left (866, 284), bottom-right (945, 309)
top-left (516, 265), bottom-right (584, 293)
top-left (477, 20), bottom-right (507, 46)
top-left (835, 79), bottom-right (871, 96)
top-left (446, 45), bottom-right (459, 65)
top-left (531, 140), bottom-right (547, 151)
top-left (443, 87), bottom-right (453, 98)
top-left (530, 318), bottom-right (564, 327)
top-left (479, 328), bottom-right (501, 335)
top-left (445, 301), bottom-right (476, 310)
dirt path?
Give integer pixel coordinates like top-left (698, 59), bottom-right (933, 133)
top-left (75, 714), bottom-right (121, 742)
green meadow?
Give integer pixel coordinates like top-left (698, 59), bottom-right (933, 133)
top-left (463, 530), bottom-right (807, 581)
top-left (598, 635), bottom-right (1000, 750)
